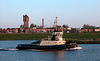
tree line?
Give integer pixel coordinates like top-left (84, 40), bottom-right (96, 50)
top-left (20, 24), bottom-right (100, 29)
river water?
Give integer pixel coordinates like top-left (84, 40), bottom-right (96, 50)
top-left (0, 40), bottom-right (100, 61)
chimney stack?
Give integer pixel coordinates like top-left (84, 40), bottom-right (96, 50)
top-left (42, 18), bottom-right (44, 29)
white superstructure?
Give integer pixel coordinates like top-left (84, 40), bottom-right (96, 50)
top-left (39, 32), bottom-right (66, 46)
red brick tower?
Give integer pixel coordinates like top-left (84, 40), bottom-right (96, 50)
top-left (23, 14), bottom-right (29, 29)
top-left (42, 18), bottom-right (44, 29)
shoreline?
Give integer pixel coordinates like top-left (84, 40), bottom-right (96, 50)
top-left (0, 33), bottom-right (100, 44)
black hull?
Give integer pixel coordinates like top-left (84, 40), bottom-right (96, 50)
top-left (16, 43), bottom-right (77, 50)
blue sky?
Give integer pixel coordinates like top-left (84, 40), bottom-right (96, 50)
top-left (0, 0), bottom-right (100, 28)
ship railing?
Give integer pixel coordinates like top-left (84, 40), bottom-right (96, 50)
top-left (62, 38), bottom-right (65, 41)
top-left (48, 36), bottom-right (52, 38)
top-left (41, 37), bottom-right (65, 41)
top-left (41, 38), bottom-right (49, 41)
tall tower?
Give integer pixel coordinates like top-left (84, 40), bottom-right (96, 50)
top-left (23, 14), bottom-right (29, 29)
top-left (55, 16), bottom-right (57, 27)
top-left (42, 18), bottom-right (44, 29)
top-left (54, 16), bottom-right (57, 27)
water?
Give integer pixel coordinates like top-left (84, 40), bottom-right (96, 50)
top-left (0, 40), bottom-right (100, 61)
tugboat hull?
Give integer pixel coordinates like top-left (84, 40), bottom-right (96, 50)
top-left (16, 43), bottom-right (77, 50)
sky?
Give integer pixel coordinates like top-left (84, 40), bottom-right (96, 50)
top-left (0, 0), bottom-right (100, 28)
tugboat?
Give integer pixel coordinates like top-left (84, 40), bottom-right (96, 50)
top-left (16, 30), bottom-right (78, 50)
top-left (16, 17), bottom-right (78, 50)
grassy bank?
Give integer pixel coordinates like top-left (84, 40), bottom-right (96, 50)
top-left (0, 33), bottom-right (51, 40)
top-left (63, 33), bottom-right (100, 39)
top-left (0, 33), bottom-right (100, 44)
top-left (64, 33), bottom-right (100, 44)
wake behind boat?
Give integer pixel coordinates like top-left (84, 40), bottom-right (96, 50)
top-left (0, 48), bottom-right (18, 51)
